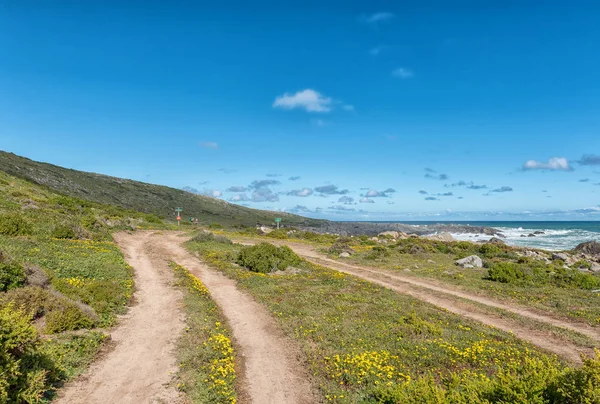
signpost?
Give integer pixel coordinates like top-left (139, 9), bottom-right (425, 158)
top-left (175, 207), bottom-right (183, 226)
top-left (274, 217), bottom-right (281, 229)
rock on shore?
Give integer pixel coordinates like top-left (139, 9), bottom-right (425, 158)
top-left (302, 222), bottom-right (501, 237)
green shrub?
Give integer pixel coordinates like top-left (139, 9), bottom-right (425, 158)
top-left (0, 214), bottom-right (33, 236)
top-left (0, 304), bottom-right (48, 403)
top-left (44, 306), bottom-right (95, 334)
top-left (478, 243), bottom-right (503, 258)
top-left (400, 312), bottom-right (442, 336)
top-left (208, 223), bottom-right (223, 230)
top-left (550, 350), bottom-right (600, 402)
top-left (51, 224), bottom-right (76, 239)
top-left (551, 267), bottom-right (600, 290)
top-left (572, 260), bottom-right (592, 270)
top-left (191, 232), bottom-right (232, 245)
top-left (327, 239), bottom-right (354, 256)
top-left (80, 214), bottom-right (98, 230)
top-left (0, 252), bottom-right (26, 291)
top-left (265, 229), bottom-right (289, 239)
top-left (0, 286), bottom-right (97, 333)
top-left (236, 243), bottom-right (302, 273)
top-left (365, 245), bottom-right (390, 260)
top-left (487, 262), bottom-right (532, 284)
top-left (144, 214), bottom-right (163, 224)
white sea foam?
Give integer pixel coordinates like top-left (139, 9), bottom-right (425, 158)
top-left (450, 227), bottom-right (599, 251)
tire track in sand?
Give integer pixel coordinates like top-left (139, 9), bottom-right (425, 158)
top-left (236, 238), bottom-right (598, 364)
top-left (57, 232), bottom-right (184, 404)
top-left (145, 232), bottom-right (316, 404)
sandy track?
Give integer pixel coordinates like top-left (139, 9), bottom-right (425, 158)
top-left (145, 232), bottom-right (316, 404)
top-left (57, 232), bottom-right (184, 404)
top-left (238, 239), bottom-right (598, 363)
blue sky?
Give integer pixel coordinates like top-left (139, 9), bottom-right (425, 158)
top-left (1, 1), bottom-right (599, 220)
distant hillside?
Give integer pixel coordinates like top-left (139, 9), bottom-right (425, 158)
top-left (0, 151), bottom-right (324, 227)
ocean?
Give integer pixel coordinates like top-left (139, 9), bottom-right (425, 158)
top-left (403, 221), bottom-right (600, 251)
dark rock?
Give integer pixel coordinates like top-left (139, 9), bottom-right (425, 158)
top-left (487, 237), bottom-right (506, 245)
top-left (533, 231), bottom-right (545, 235)
top-left (527, 233), bottom-right (536, 237)
top-left (574, 241), bottom-right (600, 256)
top-left (552, 252), bottom-right (570, 262)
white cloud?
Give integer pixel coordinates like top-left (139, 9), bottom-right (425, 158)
top-left (369, 45), bottom-right (386, 56)
top-left (522, 157), bottom-right (572, 171)
top-left (230, 193), bottom-right (249, 202)
top-left (310, 118), bottom-right (328, 127)
top-left (273, 89), bottom-right (332, 113)
top-left (359, 197), bottom-right (375, 203)
top-left (199, 141), bottom-right (218, 149)
top-left (392, 68), bottom-right (414, 79)
top-left (364, 12), bottom-right (395, 24)
top-left (287, 188), bottom-right (313, 197)
top-left (211, 190), bottom-right (222, 197)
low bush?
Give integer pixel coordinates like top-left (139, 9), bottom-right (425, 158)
top-left (44, 305), bottom-right (96, 334)
top-left (265, 229), bottom-right (289, 239)
top-left (208, 223), bottom-right (223, 230)
top-left (0, 286), bottom-right (98, 333)
top-left (487, 262), bottom-right (532, 284)
top-left (552, 267), bottom-right (600, 290)
top-left (0, 304), bottom-right (48, 403)
top-left (365, 245), bottom-right (390, 260)
top-left (369, 352), bottom-right (600, 403)
top-left (51, 224), bottom-right (77, 239)
top-left (0, 214), bottom-right (32, 236)
top-left (486, 260), bottom-right (600, 290)
top-left (236, 243), bottom-right (302, 273)
top-left (327, 238), bottom-right (354, 256)
top-left (191, 231), bottom-right (232, 245)
top-left (144, 214), bottom-right (163, 224)
top-left (0, 251), bottom-right (26, 291)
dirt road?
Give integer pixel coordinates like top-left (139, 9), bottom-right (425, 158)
top-left (58, 232), bottom-right (315, 404)
top-left (147, 232), bottom-right (316, 404)
top-left (237, 238), bottom-right (599, 363)
top-left (57, 232), bottom-right (184, 404)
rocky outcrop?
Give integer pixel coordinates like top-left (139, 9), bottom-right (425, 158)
top-left (552, 252), bottom-right (570, 262)
top-left (455, 255), bottom-right (483, 268)
top-left (487, 237), bottom-right (506, 245)
top-left (574, 241), bottom-right (600, 256)
top-left (425, 232), bottom-right (455, 242)
top-left (301, 222), bottom-right (502, 237)
top-left (378, 231), bottom-right (408, 239)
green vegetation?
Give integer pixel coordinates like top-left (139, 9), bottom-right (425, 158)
top-left (0, 169), bottom-right (155, 400)
top-left (0, 252), bottom-right (27, 292)
top-left (236, 243), bottom-right (303, 273)
top-left (487, 260), bottom-right (600, 290)
top-left (0, 304), bottom-right (105, 403)
top-left (186, 239), bottom-right (600, 403)
top-left (170, 263), bottom-right (237, 404)
top-left (0, 151), bottom-right (324, 228)
top-left (191, 231), bottom-right (233, 245)
top-left (316, 236), bottom-right (600, 326)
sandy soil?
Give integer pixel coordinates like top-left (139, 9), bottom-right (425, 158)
top-left (56, 232), bottom-right (185, 404)
top-left (146, 232), bottom-right (317, 404)
top-left (57, 231), bottom-right (317, 404)
top-left (238, 238), bottom-right (599, 363)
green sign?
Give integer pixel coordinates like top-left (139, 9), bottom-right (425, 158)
top-left (274, 218), bottom-right (281, 223)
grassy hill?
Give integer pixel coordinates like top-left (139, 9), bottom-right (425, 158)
top-left (0, 150), bottom-right (324, 228)
top-left (0, 167), bottom-right (171, 400)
